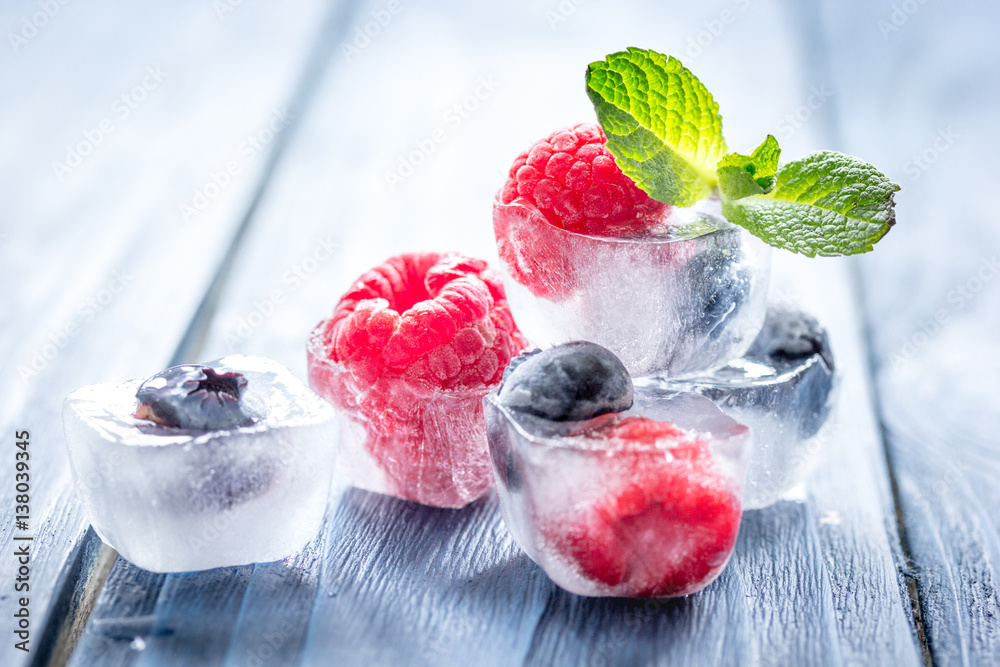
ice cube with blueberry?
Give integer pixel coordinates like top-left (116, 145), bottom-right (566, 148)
top-left (638, 306), bottom-right (836, 509)
top-left (62, 355), bottom-right (337, 573)
top-left (485, 341), bottom-right (751, 598)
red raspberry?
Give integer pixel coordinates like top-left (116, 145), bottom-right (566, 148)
top-left (499, 123), bottom-right (669, 236)
top-left (542, 417), bottom-right (742, 597)
top-left (492, 198), bottom-right (574, 299)
top-left (320, 253), bottom-right (524, 389)
top-left (308, 253), bottom-right (527, 507)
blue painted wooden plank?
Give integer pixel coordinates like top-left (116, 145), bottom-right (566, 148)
top-left (298, 488), bottom-right (552, 666)
top-left (68, 0), bottom-right (925, 665)
top-left (183, 0), bottom-right (920, 664)
top-left (135, 566), bottom-right (255, 666)
top-left (0, 1), bottom-right (337, 665)
top-left (525, 503), bottom-right (843, 667)
top-left (67, 562), bottom-right (167, 667)
top-left (221, 526), bottom-right (328, 667)
top-left (816, 0), bottom-right (1000, 663)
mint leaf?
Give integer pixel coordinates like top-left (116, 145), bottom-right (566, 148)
top-left (586, 48), bottom-right (727, 207)
top-left (717, 135), bottom-right (781, 199)
top-left (721, 151), bottom-right (899, 256)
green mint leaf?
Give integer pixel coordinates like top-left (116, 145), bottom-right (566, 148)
top-left (586, 48), bottom-right (727, 207)
top-left (717, 135), bottom-right (781, 199)
top-left (721, 151), bottom-right (899, 256)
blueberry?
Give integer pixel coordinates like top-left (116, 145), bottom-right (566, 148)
top-left (498, 342), bottom-right (633, 422)
top-left (684, 241), bottom-right (750, 340)
top-left (744, 307), bottom-right (835, 439)
top-left (173, 460), bottom-right (275, 513)
top-left (746, 307), bottom-right (834, 372)
top-left (502, 347), bottom-right (542, 383)
top-left (135, 364), bottom-right (255, 430)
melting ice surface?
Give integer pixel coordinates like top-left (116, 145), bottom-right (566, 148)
top-left (62, 355), bottom-right (336, 573)
top-left (495, 197), bottom-right (772, 377)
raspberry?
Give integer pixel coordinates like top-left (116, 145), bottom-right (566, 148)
top-left (493, 198), bottom-right (574, 299)
top-left (319, 253), bottom-right (524, 389)
top-left (542, 417), bottom-right (742, 597)
top-left (499, 124), bottom-right (668, 236)
top-left (309, 252), bottom-right (527, 507)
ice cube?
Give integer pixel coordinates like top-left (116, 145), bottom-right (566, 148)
top-left (307, 345), bottom-right (494, 508)
top-left (637, 306), bottom-right (836, 509)
top-left (485, 386), bottom-right (751, 598)
top-left (493, 197), bottom-right (771, 377)
top-left (62, 355), bottom-right (336, 573)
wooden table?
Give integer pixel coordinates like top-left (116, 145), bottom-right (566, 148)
top-left (2, 0), bottom-right (997, 664)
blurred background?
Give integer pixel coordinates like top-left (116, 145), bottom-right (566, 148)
top-left (2, 0), bottom-right (997, 383)
top-left (1, 0), bottom-right (998, 664)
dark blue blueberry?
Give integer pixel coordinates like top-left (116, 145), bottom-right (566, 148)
top-left (502, 347), bottom-right (542, 383)
top-left (746, 307), bottom-right (834, 372)
top-left (498, 342), bottom-right (633, 422)
top-left (685, 241), bottom-right (750, 340)
top-left (745, 307), bottom-right (835, 438)
top-left (136, 364), bottom-right (254, 431)
top-left (177, 461), bottom-right (274, 513)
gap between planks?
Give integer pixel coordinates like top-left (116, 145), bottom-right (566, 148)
top-left (37, 2), bottom-right (935, 664)
top-left (32, 0), bottom-right (364, 664)
top-left (34, 540), bottom-right (117, 667)
top-left (850, 264), bottom-right (934, 667)
top-left (780, 0), bottom-right (933, 659)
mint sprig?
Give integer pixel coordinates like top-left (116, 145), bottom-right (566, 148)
top-left (586, 48), bottom-right (727, 208)
top-left (720, 150), bottom-right (898, 256)
top-left (717, 135), bottom-right (781, 200)
top-left (585, 48), bottom-right (899, 256)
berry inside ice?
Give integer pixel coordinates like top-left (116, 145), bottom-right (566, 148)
top-left (498, 341), bottom-right (633, 422)
top-left (499, 123), bottom-right (669, 237)
top-left (747, 306), bottom-right (834, 371)
top-left (491, 341), bottom-right (744, 597)
top-left (308, 252), bottom-right (526, 507)
top-left (543, 417), bottom-right (742, 597)
top-left (134, 364), bottom-right (254, 431)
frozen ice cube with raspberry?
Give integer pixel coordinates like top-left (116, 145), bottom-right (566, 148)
top-left (485, 342), bottom-right (750, 598)
top-left (499, 123), bottom-right (669, 238)
top-left (308, 252), bottom-right (526, 508)
top-left (493, 124), bottom-right (771, 378)
top-left (494, 123), bottom-right (668, 300)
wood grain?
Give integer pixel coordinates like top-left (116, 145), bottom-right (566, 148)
top-left (172, 0), bottom-right (917, 664)
top-left (10, 0), bottom-right (992, 663)
top-left (817, 0), bottom-right (1000, 663)
top-left (0, 1), bottom-right (333, 665)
